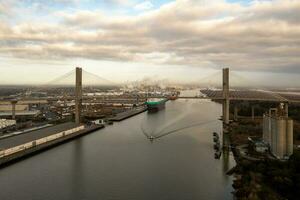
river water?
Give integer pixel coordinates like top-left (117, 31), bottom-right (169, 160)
top-left (0, 95), bottom-right (236, 200)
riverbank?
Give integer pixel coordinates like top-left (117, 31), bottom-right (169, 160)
top-left (228, 118), bottom-right (300, 200)
top-left (109, 106), bottom-right (147, 121)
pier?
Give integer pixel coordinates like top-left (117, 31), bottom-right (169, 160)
top-left (109, 106), bottom-right (147, 121)
top-left (0, 122), bottom-right (104, 167)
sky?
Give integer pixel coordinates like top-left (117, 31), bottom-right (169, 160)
top-left (0, 0), bottom-right (300, 87)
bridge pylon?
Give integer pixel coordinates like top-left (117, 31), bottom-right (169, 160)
top-left (75, 67), bottom-right (82, 125)
top-left (222, 68), bottom-right (230, 125)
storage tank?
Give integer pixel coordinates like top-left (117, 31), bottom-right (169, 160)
top-left (263, 115), bottom-right (270, 144)
top-left (286, 119), bottom-right (293, 156)
top-left (276, 119), bottom-right (286, 159)
top-left (270, 118), bottom-right (277, 156)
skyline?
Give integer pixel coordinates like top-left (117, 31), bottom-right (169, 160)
top-left (0, 0), bottom-right (300, 86)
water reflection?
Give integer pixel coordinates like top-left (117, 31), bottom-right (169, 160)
top-left (71, 140), bottom-right (85, 197)
top-left (141, 100), bottom-right (218, 140)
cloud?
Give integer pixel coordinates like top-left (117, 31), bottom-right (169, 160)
top-left (134, 1), bottom-right (154, 11)
top-left (0, 0), bottom-right (300, 73)
top-left (106, 0), bottom-right (133, 6)
top-left (0, 0), bottom-right (16, 17)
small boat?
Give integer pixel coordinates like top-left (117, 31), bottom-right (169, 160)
top-left (214, 151), bottom-right (222, 159)
top-left (149, 136), bottom-right (154, 141)
top-left (213, 137), bottom-right (219, 142)
top-left (214, 143), bottom-right (220, 150)
top-left (107, 120), bottom-right (113, 125)
top-left (213, 132), bottom-right (218, 137)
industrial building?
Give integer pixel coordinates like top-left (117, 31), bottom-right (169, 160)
top-left (0, 100), bottom-right (48, 120)
top-left (263, 105), bottom-right (293, 159)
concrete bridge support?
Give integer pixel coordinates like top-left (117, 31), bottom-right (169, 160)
top-left (223, 99), bottom-right (230, 124)
top-left (11, 100), bottom-right (18, 120)
top-left (234, 106), bottom-right (239, 121)
top-left (284, 102), bottom-right (289, 117)
top-left (251, 106), bottom-right (255, 120)
top-left (222, 68), bottom-right (230, 125)
top-left (75, 67), bottom-right (82, 125)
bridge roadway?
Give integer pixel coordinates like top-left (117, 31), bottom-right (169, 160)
top-left (1, 89), bottom-right (300, 104)
top-left (154, 89), bottom-right (300, 103)
top-left (183, 89), bottom-right (300, 103)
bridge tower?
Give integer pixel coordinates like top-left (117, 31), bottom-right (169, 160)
top-left (75, 67), bottom-right (82, 125)
top-left (222, 68), bottom-right (230, 125)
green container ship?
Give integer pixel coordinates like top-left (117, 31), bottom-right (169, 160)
top-left (146, 98), bottom-right (168, 112)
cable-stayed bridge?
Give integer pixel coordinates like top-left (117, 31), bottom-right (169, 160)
top-left (2, 67), bottom-right (300, 125)
top-left (5, 66), bottom-right (300, 105)
top-left (44, 68), bottom-right (116, 87)
top-left (175, 70), bottom-right (300, 103)
top-left (3, 67), bottom-right (300, 102)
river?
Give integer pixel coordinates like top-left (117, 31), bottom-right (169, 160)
top-left (0, 96), bottom-right (236, 200)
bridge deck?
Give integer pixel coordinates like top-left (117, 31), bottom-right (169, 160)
top-left (2, 90), bottom-right (300, 104)
top-left (180, 89), bottom-right (300, 103)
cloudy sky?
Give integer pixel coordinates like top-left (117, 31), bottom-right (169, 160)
top-left (0, 0), bottom-right (299, 86)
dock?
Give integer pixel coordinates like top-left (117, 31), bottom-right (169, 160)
top-left (0, 122), bottom-right (104, 167)
top-left (109, 106), bottom-right (147, 121)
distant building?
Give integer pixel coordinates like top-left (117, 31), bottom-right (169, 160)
top-left (0, 104), bottom-right (29, 112)
top-left (0, 111), bottom-right (40, 119)
top-left (0, 100), bottom-right (48, 120)
top-left (263, 106), bottom-right (293, 159)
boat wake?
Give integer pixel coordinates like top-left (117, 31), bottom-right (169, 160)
top-left (141, 120), bottom-right (217, 141)
top-left (154, 120), bottom-right (217, 139)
